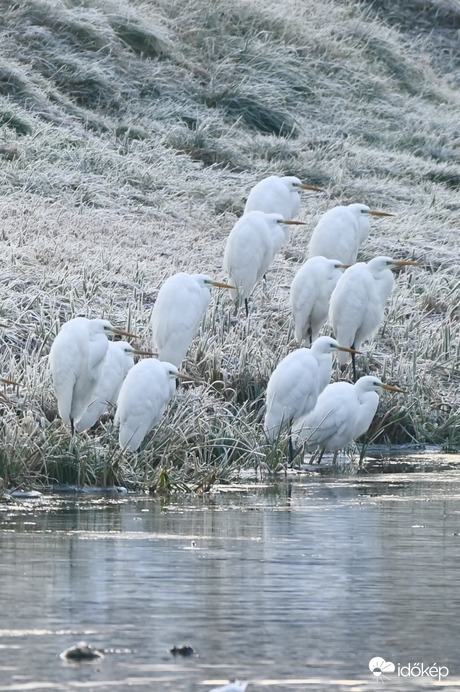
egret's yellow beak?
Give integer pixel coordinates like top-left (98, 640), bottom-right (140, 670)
top-left (279, 220), bottom-right (308, 226)
top-left (336, 345), bottom-right (361, 355)
top-left (382, 383), bottom-right (406, 393)
top-left (111, 327), bottom-right (138, 339)
top-left (211, 280), bottom-right (237, 289)
top-left (367, 210), bottom-right (394, 217)
top-left (299, 183), bottom-right (324, 192)
top-left (176, 372), bottom-right (201, 384)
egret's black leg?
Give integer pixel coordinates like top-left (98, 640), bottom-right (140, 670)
top-left (244, 298), bottom-right (249, 317)
top-left (70, 417), bottom-right (75, 436)
top-left (309, 449), bottom-right (318, 464)
top-left (351, 348), bottom-right (357, 383)
top-left (316, 447), bottom-right (325, 465)
top-left (288, 420), bottom-right (294, 464)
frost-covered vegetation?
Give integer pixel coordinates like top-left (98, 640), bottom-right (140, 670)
top-left (0, 0), bottom-right (459, 490)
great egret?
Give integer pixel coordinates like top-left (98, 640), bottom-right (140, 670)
top-left (49, 317), bottom-right (137, 433)
top-left (308, 203), bottom-right (394, 264)
top-left (244, 175), bottom-right (323, 218)
top-left (329, 256), bottom-right (418, 380)
top-left (223, 211), bottom-right (305, 315)
top-left (115, 358), bottom-right (196, 452)
top-left (290, 256), bottom-right (348, 345)
top-left (76, 341), bottom-right (153, 432)
top-left (151, 273), bottom-right (235, 367)
top-left (264, 337), bottom-right (357, 457)
top-left (292, 376), bottom-right (405, 464)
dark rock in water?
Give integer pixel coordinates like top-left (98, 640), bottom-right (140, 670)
top-left (169, 644), bottom-right (196, 657)
top-left (60, 642), bottom-right (104, 661)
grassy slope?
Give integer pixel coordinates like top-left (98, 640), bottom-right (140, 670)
top-left (0, 0), bottom-right (459, 488)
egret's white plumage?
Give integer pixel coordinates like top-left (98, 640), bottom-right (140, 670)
top-left (49, 317), bottom-right (136, 431)
top-left (151, 272), bottom-right (234, 367)
top-left (292, 376), bottom-right (405, 463)
top-left (76, 341), bottom-right (152, 432)
top-left (308, 203), bottom-right (393, 264)
top-left (244, 175), bottom-right (322, 219)
top-left (329, 256), bottom-right (418, 373)
top-left (264, 336), bottom-right (355, 440)
top-left (290, 256), bottom-right (347, 345)
top-left (223, 211), bottom-right (305, 312)
top-left (115, 358), bottom-right (194, 452)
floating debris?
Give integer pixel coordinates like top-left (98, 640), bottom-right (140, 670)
top-left (10, 490), bottom-right (43, 499)
top-left (60, 642), bottom-right (104, 662)
top-left (209, 681), bottom-right (248, 692)
top-left (48, 485), bottom-right (128, 495)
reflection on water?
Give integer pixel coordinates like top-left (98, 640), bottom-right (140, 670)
top-left (2, 465), bottom-right (460, 691)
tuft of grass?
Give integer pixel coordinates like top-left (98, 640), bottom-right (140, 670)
top-left (362, 0), bottom-right (460, 78)
top-left (217, 94), bottom-right (298, 137)
top-left (0, 106), bottom-right (33, 135)
top-left (111, 18), bottom-right (169, 59)
top-left (21, 1), bottom-right (119, 53)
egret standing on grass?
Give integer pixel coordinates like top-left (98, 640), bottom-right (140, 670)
top-left (244, 175), bottom-right (323, 218)
top-left (223, 211), bottom-right (306, 315)
top-left (115, 358), bottom-right (196, 452)
top-left (290, 256), bottom-right (348, 345)
top-left (264, 337), bottom-right (357, 457)
top-left (308, 203), bottom-right (394, 265)
top-left (329, 256), bottom-right (418, 380)
top-left (292, 376), bottom-right (405, 464)
top-left (49, 317), bottom-right (137, 434)
top-left (151, 273), bottom-right (235, 367)
top-left (76, 341), bottom-right (153, 432)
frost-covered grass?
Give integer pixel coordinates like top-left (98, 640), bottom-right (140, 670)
top-left (0, 0), bottom-right (458, 490)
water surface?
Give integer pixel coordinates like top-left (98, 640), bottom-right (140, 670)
top-left (2, 460), bottom-right (460, 691)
